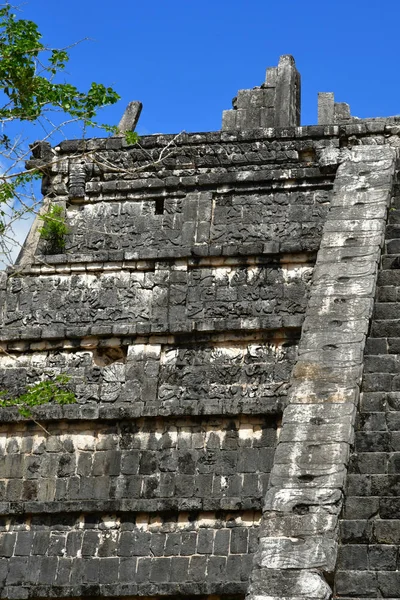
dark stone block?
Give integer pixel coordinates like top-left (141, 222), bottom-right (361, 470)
top-left (377, 571), bottom-right (400, 598)
top-left (364, 354), bottom-right (400, 373)
top-left (360, 392), bottom-right (387, 412)
top-left (197, 529), bottom-right (214, 554)
top-left (82, 557), bottom-right (100, 583)
top-left (374, 520), bottom-right (400, 544)
top-left (207, 556), bottom-right (227, 582)
top-left (340, 520), bottom-right (373, 544)
top-left (362, 373), bottom-right (392, 393)
top-left (65, 531), bottom-right (83, 557)
top-left (38, 556), bottom-right (58, 585)
top-left (355, 432), bottom-right (390, 453)
top-left (150, 557), bottom-right (171, 583)
top-left (188, 555), bottom-right (207, 582)
top-left (150, 533), bottom-right (166, 557)
top-left (370, 475), bottom-right (400, 497)
top-left (170, 557), bottom-right (190, 582)
top-left (387, 337), bottom-right (400, 353)
top-left (81, 531), bottom-right (100, 557)
top-left (368, 545), bottom-right (397, 571)
top-left (230, 528), bottom-right (248, 554)
top-left (350, 452), bottom-right (387, 474)
top-left (335, 570), bottom-right (377, 597)
top-left (240, 553), bottom-right (254, 580)
top-left (226, 555), bottom-right (243, 581)
top-left (119, 557), bottom-right (137, 582)
top-left (56, 558), bottom-right (73, 586)
top-left (380, 498), bottom-right (400, 519)
top-left (118, 532), bottom-right (134, 557)
top-left (346, 474), bottom-right (372, 496)
top-left (135, 557), bottom-right (150, 583)
top-left (14, 532), bottom-right (33, 556)
top-left (337, 544), bottom-right (368, 570)
top-left (214, 529), bottom-right (230, 555)
top-left (6, 557), bottom-right (28, 586)
top-left (47, 532), bottom-right (67, 557)
top-left (180, 531), bottom-right (197, 556)
top-left (164, 532), bottom-right (180, 556)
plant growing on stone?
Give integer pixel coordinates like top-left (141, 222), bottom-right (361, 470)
top-left (0, 3), bottom-right (122, 264)
top-left (38, 204), bottom-right (69, 253)
top-left (0, 374), bottom-right (75, 433)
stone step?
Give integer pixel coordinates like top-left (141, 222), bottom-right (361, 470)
top-left (385, 239), bottom-right (400, 254)
top-left (377, 270), bottom-right (400, 286)
top-left (364, 353), bottom-right (400, 373)
top-left (388, 208), bottom-right (400, 224)
top-left (364, 338), bottom-right (388, 355)
top-left (364, 337), bottom-right (400, 355)
top-left (374, 303), bottom-right (400, 320)
top-left (381, 255), bottom-right (400, 270)
top-left (385, 225), bottom-right (400, 239)
top-left (371, 320), bottom-right (400, 338)
top-left (390, 192), bottom-right (400, 209)
top-left (377, 286), bottom-right (399, 302)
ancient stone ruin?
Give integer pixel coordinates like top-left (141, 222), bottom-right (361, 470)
top-left (1, 54), bottom-right (400, 599)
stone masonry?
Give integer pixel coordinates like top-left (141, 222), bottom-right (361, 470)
top-left (1, 55), bottom-right (400, 599)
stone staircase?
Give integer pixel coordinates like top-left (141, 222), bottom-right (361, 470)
top-left (335, 177), bottom-right (400, 599)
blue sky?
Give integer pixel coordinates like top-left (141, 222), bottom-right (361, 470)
top-left (18, 0), bottom-right (400, 137)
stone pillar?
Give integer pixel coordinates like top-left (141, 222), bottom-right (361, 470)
top-left (318, 92), bottom-right (334, 125)
top-left (274, 54), bottom-right (301, 127)
top-left (318, 92), bottom-right (353, 125)
top-left (118, 101), bottom-right (142, 133)
top-left (222, 55), bottom-right (301, 131)
top-left (334, 101), bottom-right (351, 122)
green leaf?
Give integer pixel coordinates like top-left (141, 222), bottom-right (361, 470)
top-left (124, 131), bottom-right (139, 145)
top-left (0, 374), bottom-right (76, 419)
top-left (0, 4), bottom-right (126, 264)
top-left (39, 204), bottom-right (69, 253)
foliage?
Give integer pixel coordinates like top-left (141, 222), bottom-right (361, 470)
top-left (0, 3), bottom-right (125, 264)
top-left (0, 374), bottom-right (76, 419)
top-left (0, 5), bottom-right (119, 123)
top-left (100, 124), bottom-right (139, 146)
top-left (125, 131), bottom-right (139, 145)
top-left (38, 204), bottom-right (69, 253)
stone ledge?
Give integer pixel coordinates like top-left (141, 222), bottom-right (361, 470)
top-left (0, 318), bottom-right (304, 344)
top-left (63, 167), bottom-right (333, 202)
top-left (56, 126), bottom-right (341, 155)
top-left (0, 499), bottom-right (265, 516)
top-left (52, 118), bottom-right (400, 157)
top-left (0, 395), bottom-right (285, 423)
top-left (0, 581), bottom-right (248, 599)
top-left (9, 247), bottom-right (316, 272)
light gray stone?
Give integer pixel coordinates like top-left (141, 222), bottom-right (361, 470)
top-left (118, 101), bottom-right (142, 133)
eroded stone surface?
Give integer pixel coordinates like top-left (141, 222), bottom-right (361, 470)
top-left (246, 145), bottom-right (397, 600)
top-left (2, 58), bottom-right (400, 600)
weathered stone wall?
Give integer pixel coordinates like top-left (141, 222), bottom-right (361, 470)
top-left (34, 129), bottom-right (335, 261)
top-left (0, 417), bottom-right (276, 511)
top-left (0, 264), bottom-right (311, 336)
top-left (63, 188), bottom-right (329, 255)
top-left (246, 144), bottom-right (397, 600)
top-left (0, 511), bottom-right (259, 597)
top-left (0, 119), bottom-right (335, 597)
top-left (4, 56), bottom-right (400, 599)
top-left (0, 339), bottom-right (296, 418)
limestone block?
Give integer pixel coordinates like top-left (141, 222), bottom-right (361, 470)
top-left (256, 536), bottom-right (337, 570)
